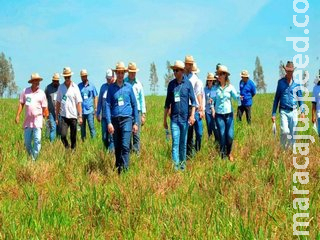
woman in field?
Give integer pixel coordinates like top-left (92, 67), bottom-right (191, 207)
top-left (204, 72), bottom-right (219, 144)
top-left (212, 65), bottom-right (238, 161)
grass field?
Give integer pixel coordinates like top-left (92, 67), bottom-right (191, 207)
top-left (0, 95), bottom-right (319, 239)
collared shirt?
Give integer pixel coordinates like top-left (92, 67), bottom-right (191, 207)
top-left (239, 79), bottom-right (256, 106)
top-left (78, 81), bottom-right (98, 115)
top-left (45, 82), bottom-right (59, 116)
top-left (204, 86), bottom-right (216, 114)
top-left (96, 82), bottom-right (109, 118)
top-left (19, 87), bottom-right (48, 128)
top-left (272, 77), bottom-right (304, 116)
top-left (124, 77), bottom-right (146, 114)
top-left (56, 81), bottom-right (82, 119)
top-left (313, 83), bottom-right (320, 118)
top-left (164, 78), bottom-right (196, 124)
top-left (213, 84), bottom-right (238, 114)
top-left (106, 82), bottom-right (139, 125)
top-left (184, 72), bottom-right (202, 106)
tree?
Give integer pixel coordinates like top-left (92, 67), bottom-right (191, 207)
top-left (253, 56), bottom-right (267, 93)
top-left (0, 52), bottom-right (17, 98)
top-left (279, 60), bottom-right (286, 79)
top-left (164, 61), bottom-right (174, 90)
top-left (149, 62), bottom-right (159, 95)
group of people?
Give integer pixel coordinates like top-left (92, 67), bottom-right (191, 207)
top-left (15, 57), bottom-right (319, 172)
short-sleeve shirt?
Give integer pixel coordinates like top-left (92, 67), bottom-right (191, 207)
top-left (313, 84), bottom-right (320, 118)
top-left (45, 82), bottom-right (59, 116)
top-left (78, 82), bottom-right (98, 115)
top-left (56, 81), bottom-right (82, 119)
top-left (19, 87), bottom-right (48, 128)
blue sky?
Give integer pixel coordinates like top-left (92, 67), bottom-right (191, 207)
top-left (0, 0), bottom-right (319, 95)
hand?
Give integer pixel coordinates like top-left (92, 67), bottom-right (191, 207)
top-left (272, 116), bottom-right (276, 123)
top-left (78, 117), bottom-right (83, 125)
top-left (55, 119), bottom-right (59, 125)
top-left (188, 116), bottom-right (195, 126)
top-left (132, 124), bottom-right (138, 134)
top-left (300, 113), bottom-right (305, 119)
top-left (108, 123), bottom-right (114, 134)
top-left (141, 114), bottom-right (146, 126)
top-left (199, 110), bottom-right (205, 119)
top-left (240, 95), bottom-right (244, 101)
top-left (212, 111), bottom-right (216, 119)
top-left (163, 120), bottom-right (168, 130)
top-left (312, 116), bottom-right (316, 123)
top-left (15, 115), bottom-right (19, 124)
top-left (97, 115), bottom-right (101, 122)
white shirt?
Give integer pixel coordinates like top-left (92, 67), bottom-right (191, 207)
top-left (56, 81), bottom-right (82, 119)
top-left (186, 72), bottom-right (202, 107)
top-left (313, 84), bottom-right (320, 118)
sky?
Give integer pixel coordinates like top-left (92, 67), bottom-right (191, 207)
top-left (0, 0), bottom-right (319, 96)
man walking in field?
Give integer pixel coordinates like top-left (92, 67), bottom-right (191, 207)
top-left (272, 61), bottom-right (305, 149)
top-left (124, 62), bottom-right (146, 154)
top-left (237, 70), bottom-right (256, 124)
top-left (164, 60), bottom-right (196, 170)
top-left (56, 67), bottom-right (83, 150)
top-left (45, 73), bottom-right (60, 142)
top-left (96, 69), bottom-right (115, 152)
top-left (78, 69), bottom-right (98, 141)
top-left (15, 73), bottom-right (48, 160)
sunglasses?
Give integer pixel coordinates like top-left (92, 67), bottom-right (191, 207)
top-left (217, 72), bottom-right (226, 76)
top-left (173, 69), bottom-right (182, 73)
top-left (116, 71), bottom-right (125, 75)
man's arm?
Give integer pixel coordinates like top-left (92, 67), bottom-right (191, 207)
top-left (15, 102), bottom-right (24, 124)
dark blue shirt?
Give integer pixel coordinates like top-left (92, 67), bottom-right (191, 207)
top-left (106, 82), bottom-right (139, 125)
top-left (239, 79), bottom-right (256, 106)
top-left (272, 77), bottom-right (304, 116)
top-left (78, 82), bottom-right (98, 115)
top-left (45, 82), bottom-right (60, 116)
top-left (164, 78), bottom-right (196, 124)
top-left (96, 82), bottom-right (109, 118)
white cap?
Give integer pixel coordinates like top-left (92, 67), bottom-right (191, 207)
top-left (106, 69), bottom-right (113, 79)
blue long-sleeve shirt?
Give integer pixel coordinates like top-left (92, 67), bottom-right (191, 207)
top-left (239, 79), bottom-right (256, 106)
top-left (105, 82), bottom-right (139, 125)
top-left (272, 77), bottom-right (304, 116)
top-left (164, 78), bottom-right (196, 124)
top-left (96, 82), bottom-right (109, 118)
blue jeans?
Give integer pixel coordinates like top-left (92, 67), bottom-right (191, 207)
top-left (205, 112), bottom-right (219, 143)
top-left (112, 116), bottom-right (132, 174)
top-left (171, 121), bottom-right (189, 170)
top-left (130, 112), bottom-right (141, 153)
top-left (215, 113), bottom-right (234, 158)
top-left (47, 113), bottom-right (60, 142)
top-left (81, 113), bottom-right (96, 140)
top-left (24, 127), bottom-right (42, 160)
top-left (101, 117), bottom-right (114, 152)
top-left (280, 109), bottom-right (298, 149)
top-left (187, 111), bottom-right (203, 156)
top-left (317, 118), bottom-right (320, 137)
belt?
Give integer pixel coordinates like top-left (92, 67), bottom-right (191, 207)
top-left (280, 106), bottom-right (294, 112)
top-left (111, 116), bottom-right (131, 121)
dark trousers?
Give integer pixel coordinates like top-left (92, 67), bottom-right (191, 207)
top-left (112, 116), bottom-right (132, 174)
top-left (187, 111), bottom-right (203, 157)
top-left (60, 117), bottom-right (77, 149)
top-left (237, 105), bottom-right (252, 124)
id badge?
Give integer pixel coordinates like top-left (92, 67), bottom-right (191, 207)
top-left (53, 93), bottom-right (57, 101)
top-left (103, 91), bottom-right (107, 99)
top-left (174, 92), bottom-right (180, 102)
top-left (83, 93), bottom-right (88, 100)
top-left (118, 96), bottom-right (124, 106)
top-left (317, 111), bottom-right (320, 118)
top-left (62, 95), bottom-right (67, 103)
top-left (25, 96), bottom-right (31, 106)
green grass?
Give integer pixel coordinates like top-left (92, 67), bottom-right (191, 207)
top-left (0, 95), bottom-right (319, 239)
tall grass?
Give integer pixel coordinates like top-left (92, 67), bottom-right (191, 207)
top-left (0, 95), bottom-right (319, 239)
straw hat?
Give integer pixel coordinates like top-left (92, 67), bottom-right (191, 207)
top-left (184, 55), bottom-right (194, 64)
top-left (62, 67), bottom-right (73, 77)
top-left (52, 73), bottom-right (60, 81)
top-left (28, 73), bottom-right (43, 83)
top-left (127, 62), bottom-right (139, 72)
top-left (206, 72), bottom-right (215, 81)
top-left (170, 60), bottom-right (185, 70)
top-left (240, 70), bottom-right (249, 78)
top-left (192, 63), bottom-right (200, 73)
top-left (217, 65), bottom-right (230, 75)
top-left (106, 69), bottom-right (113, 79)
top-left (113, 62), bottom-right (127, 72)
top-left (283, 61), bottom-right (295, 71)
top-left (80, 69), bottom-right (88, 77)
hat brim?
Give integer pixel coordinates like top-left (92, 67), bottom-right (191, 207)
top-left (80, 74), bottom-right (88, 77)
top-left (217, 70), bottom-right (230, 76)
top-left (52, 78), bottom-right (60, 81)
top-left (62, 72), bottom-right (73, 77)
top-left (240, 74), bottom-right (249, 78)
top-left (113, 68), bottom-right (128, 72)
top-left (28, 78), bottom-right (43, 83)
top-left (184, 61), bottom-right (194, 64)
top-left (128, 69), bottom-right (139, 73)
top-left (207, 78), bottom-right (215, 81)
top-left (170, 66), bottom-right (184, 70)
top-left (283, 66), bottom-right (295, 71)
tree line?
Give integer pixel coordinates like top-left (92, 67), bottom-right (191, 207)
top-left (0, 52), bottom-right (317, 97)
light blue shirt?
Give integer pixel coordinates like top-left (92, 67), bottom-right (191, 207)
top-left (213, 84), bottom-right (238, 114)
top-left (78, 81), bottom-right (98, 115)
top-left (124, 77), bottom-right (146, 114)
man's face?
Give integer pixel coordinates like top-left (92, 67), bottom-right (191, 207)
top-left (81, 75), bottom-right (88, 83)
top-left (106, 77), bottom-right (114, 84)
top-left (64, 76), bottom-right (71, 85)
top-left (286, 70), bottom-right (294, 80)
top-left (128, 72), bottom-right (136, 80)
top-left (116, 71), bottom-right (125, 81)
top-left (184, 63), bottom-right (193, 73)
top-left (173, 68), bottom-right (184, 79)
top-left (31, 79), bottom-right (40, 89)
top-left (52, 80), bottom-right (59, 87)
top-left (242, 77), bottom-right (249, 82)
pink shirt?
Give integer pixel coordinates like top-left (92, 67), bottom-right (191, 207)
top-left (19, 87), bottom-right (48, 128)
